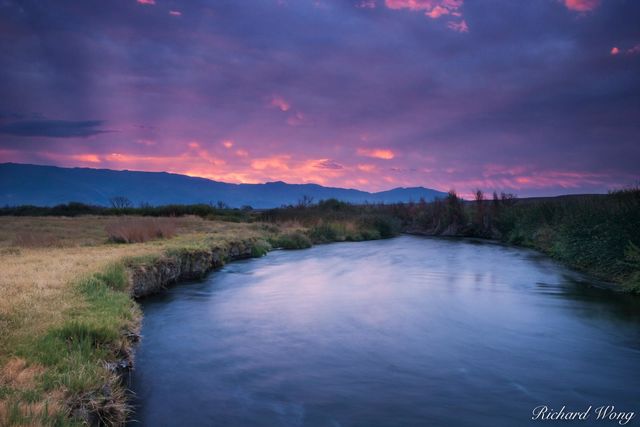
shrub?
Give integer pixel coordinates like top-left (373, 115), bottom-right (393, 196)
top-left (623, 241), bottom-right (640, 293)
top-left (309, 222), bottom-right (343, 242)
top-left (274, 231), bottom-right (312, 249)
top-left (353, 228), bottom-right (381, 241)
top-left (105, 217), bottom-right (177, 243)
top-left (358, 216), bottom-right (399, 239)
top-left (251, 239), bottom-right (272, 257)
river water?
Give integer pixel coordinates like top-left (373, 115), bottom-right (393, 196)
top-left (129, 236), bottom-right (640, 426)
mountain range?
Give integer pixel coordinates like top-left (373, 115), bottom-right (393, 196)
top-left (0, 163), bottom-right (447, 208)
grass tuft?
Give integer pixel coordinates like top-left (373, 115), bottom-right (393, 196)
top-left (272, 231), bottom-right (312, 249)
top-left (251, 239), bottom-right (272, 257)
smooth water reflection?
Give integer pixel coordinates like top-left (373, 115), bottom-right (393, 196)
top-left (130, 236), bottom-right (640, 426)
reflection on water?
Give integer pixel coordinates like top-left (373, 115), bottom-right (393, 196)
top-left (129, 236), bottom-right (640, 427)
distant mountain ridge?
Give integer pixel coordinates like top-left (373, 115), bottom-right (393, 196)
top-left (0, 163), bottom-right (447, 208)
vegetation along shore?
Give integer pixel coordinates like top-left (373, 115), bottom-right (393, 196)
top-left (0, 187), bottom-right (638, 425)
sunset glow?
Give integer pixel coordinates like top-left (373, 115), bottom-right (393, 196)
top-left (0, 0), bottom-right (638, 196)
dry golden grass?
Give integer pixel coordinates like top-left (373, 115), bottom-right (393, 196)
top-left (0, 358), bottom-right (64, 426)
top-left (0, 215), bottom-right (298, 425)
top-left (0, 216), bottom-right (266, 361)
top-left (105, 217), bottom-right (177, 243)
top-left (0, 215), bottom-right (229, 249)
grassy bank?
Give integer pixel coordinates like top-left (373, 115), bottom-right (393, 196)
top-left (261, 190), bottom-right (640, 291)
top-left (396, 188), bottom-right (640, 292)
top-left (0, 215), bottom-right (393, 426)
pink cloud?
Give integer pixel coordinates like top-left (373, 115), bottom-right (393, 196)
top-left (169, 10), bottom-right (182, 16)
top-left (136, 0), bottom-right (155, 5)
top-left (72, 154), bottom-right (101, 163)
top-left (447, 19), bottom-right (468, 32)
top-left (385, 0), bottom-right (434, 11)
top-left (357, 148), bottom-right (395, 159)
top-left (385, 0), bottom-right (463, 18)
top-left (384, 0), bottom-right (466, 31)
top-left (563, 0), bottom-right (599, 12)
top-left (426, 5), bottom-right (449, 18)
top-left (357, 164), bottom-right (377, 172)
top-left (270, 96), bottom-right (290, 112)
top-left (222, 140), bottom-right (234, 148)
top-left (251, 155), bottom-right (291, 171)
top-left (610, 47), bottom-right (620, 55)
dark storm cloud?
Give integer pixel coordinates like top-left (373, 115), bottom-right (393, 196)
top-left (0, 120), bottom-right (107, 138)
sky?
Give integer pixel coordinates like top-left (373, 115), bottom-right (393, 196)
top-left (0, 0), bottom-right (639, 196)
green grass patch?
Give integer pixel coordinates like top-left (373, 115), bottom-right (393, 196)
top-left (251, 239), bottom-right (272, 257)
top-left (272, 231), bottom-right (312, 249)
top-left (14, 263), bottom-right (138, 425)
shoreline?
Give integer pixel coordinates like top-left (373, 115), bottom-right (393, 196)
top-left (103, 237), bottom-right (274, 425)
top-left (402, 231), bottom-right (627, 293)
top-left (2, 222), bottom-right (634, 425)
top-left (122, 233), bottom-right (630, 425)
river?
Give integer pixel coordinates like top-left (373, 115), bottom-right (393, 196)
top-left (129, 236), bottom-right (640, 426)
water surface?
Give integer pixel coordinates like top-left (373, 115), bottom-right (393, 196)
top-left (130, 236), bottom-right (640, 426)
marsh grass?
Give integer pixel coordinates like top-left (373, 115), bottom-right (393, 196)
top-left (105, 218), bottom-right (177, 244)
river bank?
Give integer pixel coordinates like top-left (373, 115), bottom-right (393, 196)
top-left (129, 236), bottom-right (640, 426)
top-left (0, 215), bottom-right (392, 426)
top-left (0, 201), bottom-right (637, 425)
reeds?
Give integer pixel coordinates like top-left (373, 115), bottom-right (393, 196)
top-left (105, 218), bottom-right (177, 243)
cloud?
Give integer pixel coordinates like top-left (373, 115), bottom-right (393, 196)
top-left (611, 44), bottom-right (640, 56)
top-left (385, 0), bottom-right (463, 19)
top-left (222, 140), bottom-right (234, 148)
top-left (0, 120), bottom-right (108, 138)
top-left (251, 155), bottom-right (291, 171)
top-left (384, 0), bottom-right (466, 32)
top-left (315, 159), bottom-right (344, 170)
top-left (287, 111), bottom-right (309, 127)
top-left (169, 10), bottom-right (182, 16)
top-left (628, 44), bottom-right (640, 55)
top-left (426, 6), bottom-right (449, 18)
top-left (1, 0), bottom-right (638, 195)
top-left (563, 0), bottom-right (599, 12)
top-left (356, 0), bottom-right (377, 9)
top-left (357, 148), bottom-right (395, 159)
top-left (136, 0), bottom-right (155, 5)
top-left (357, 164), bottom-right (376, 172)
top-left (270, 96), bottom-right (290, 112)
top-left (447, 19), bottom-right (468, 32)
top-left (385, 0), bottom-right (434, 11)
top-left (72, 154), bottom-right (101, 163)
